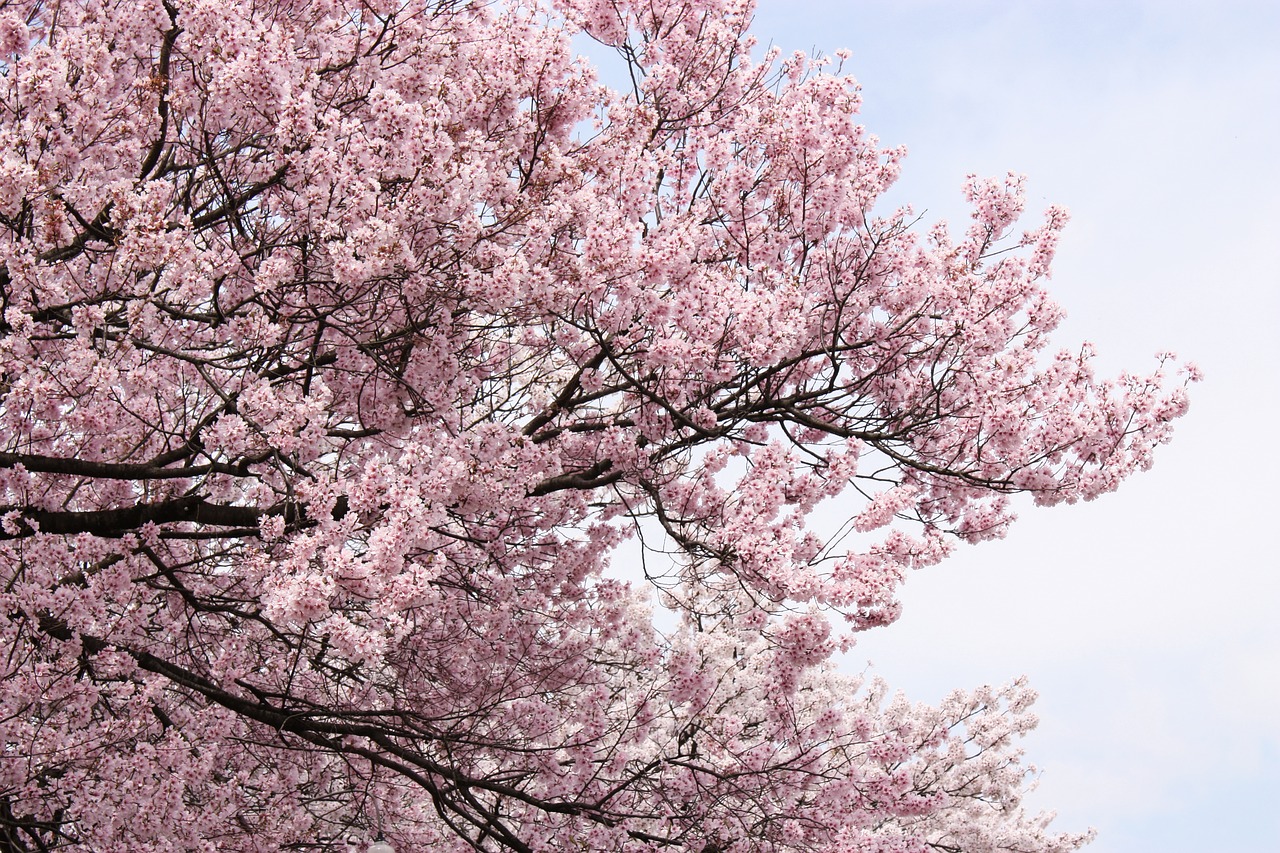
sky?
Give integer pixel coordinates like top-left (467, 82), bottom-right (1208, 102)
top-left (742, 1), bottom-right (1280, 851)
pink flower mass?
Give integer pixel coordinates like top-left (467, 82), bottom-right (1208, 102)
top-left (0, 0), bottom-right (1193, 850)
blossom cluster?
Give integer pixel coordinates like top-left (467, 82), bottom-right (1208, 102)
top-left (0, 0), bottom-right (1190, 849)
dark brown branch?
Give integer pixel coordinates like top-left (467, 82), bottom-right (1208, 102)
top-left (0, 452), bottom-right (248, 480)
top-left (0, 495), bottom-right (350, 540)
top-left (527, 461), bottom-right (619, 497)
top-left (138, 9), bottom-right (183, 181)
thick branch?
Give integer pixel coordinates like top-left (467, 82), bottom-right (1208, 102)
top-left (0, 452), bottom-right (247, 480)
top-left (0, 495), bottom-right (350, 540)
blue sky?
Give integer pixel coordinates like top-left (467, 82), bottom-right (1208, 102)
top-left (745, 1), bottom-right (1280, 850)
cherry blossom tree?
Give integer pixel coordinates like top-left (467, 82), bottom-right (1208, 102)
top-left (0, 0), bottom-right (1194, 850)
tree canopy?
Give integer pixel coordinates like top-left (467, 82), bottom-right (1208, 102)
top-left (0, 0), bottom-right (1192, 850)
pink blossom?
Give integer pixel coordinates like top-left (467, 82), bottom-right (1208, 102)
top-left (0, 0), bottom-right (1189, 849)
